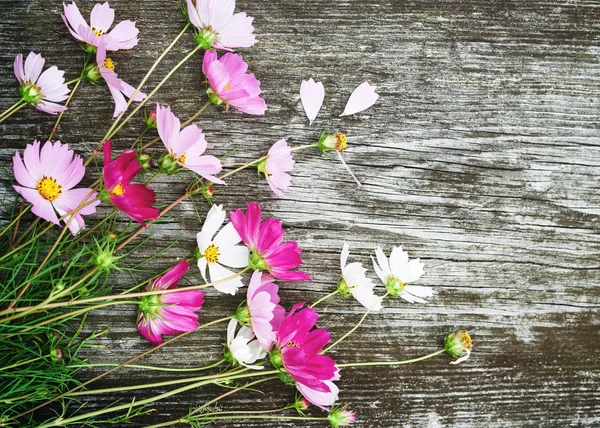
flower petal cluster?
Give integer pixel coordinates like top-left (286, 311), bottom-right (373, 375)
top-left (186, 0), bottom-right (257, 50)
top-left (226, 319), bottom-right (266, 370)
top-left (62, 1), bottom-right (139, 51)
top-left (257, 139), bottom-right (294, 197)
top-left (102, 141), bottom-right (159, 226)
top-left (14, 52), bottom-right (70, 114)
top-left (229, 203), bottom-right (310, 282)
top-left (13, 140), bottom-right (100, 235)
top-left (137, 260), bottom-right (204, 345)
top-left (197, 205), bottom-right (249, 295)
top-left (372, 246), bottom-right (433, 303)
top-left (274, 303), bottom-right (339, 409)
top-left (338, 243), bottom-right (382, 311)
top-left (156, 104), bottom-right (223, 183)
top-left (202, 51), bottom-right (266, 115)
top-left (244, 270), bottom-right (285, 350)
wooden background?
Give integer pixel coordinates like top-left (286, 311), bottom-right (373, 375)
top-left (1, 0), bottom-right (599, 426)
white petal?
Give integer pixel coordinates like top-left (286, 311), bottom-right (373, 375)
top-left (389, 246), bottom-right (408, 271)
top-left (352, 287), bottom-right (383, 311)
top-left (208, 263), bottom-right (244, 295)
top-left (398, 259), bottom-right (425, 283)
top-left (213, 221), bottom-right (243, 247)
top-left (405, 285), bottom-right (434, 299)
top-left (340, 242), bottom-right (350, 274)
top-left (344, 262), bottom-right (368, 285)
top-left (371, 256), bottom-right (387, 284)
top-left (197, 257), bottom-right (208, 282)
top-left (375, 247), bottom-right (391, 277)
top-left (340, 81), bottom-right (379, 116)
top-left (300, 78), bottom-right (325, 125)
top-left (217, 246), bottom-right (249, 268)
top-left (201, 204), bottom-right (225, 241)
top-left (226, 318), bottom-right (237, 345)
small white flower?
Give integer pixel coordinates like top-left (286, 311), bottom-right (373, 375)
top-left (372, 246), bottom-right (433, 303)
top-left (338, 243), bottom-right (382, 311)
top-left (226, 319), bottom-right (266, 370)
top-left (197, 205), bottom-right (249, 295)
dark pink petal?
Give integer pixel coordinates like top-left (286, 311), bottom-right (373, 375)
top-left (162, 290), bottom-right (204, 310)
top-left (153, 259), bottom-right (190, 290)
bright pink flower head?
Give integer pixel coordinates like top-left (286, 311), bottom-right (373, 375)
top-left (186, 0), bottom-right (257, 51)
top-left (102, 141), bottom-right (159, 226)
top-left (12, 140), bottom-right (100, 235)
top-left (96, 42), bottom-right (146, 118)
top-left (62, 1), bottom-right (139, 51)
top-left (229, 203), bottom-right (310, 282)
top-left (137, 260), bottom-right (204, 345)
top-left (240, 270), bottom-right (285, 350)
top-left (257, 139), bottom-right (294, 197)
top-left (155, 104), bottom-right (224, 184)
top-left (273, 303), bottom-right (339, 409)
top-left (14, 52), bottom-right (70, 115)
top-left (202, 51), bottom-right (266, 115)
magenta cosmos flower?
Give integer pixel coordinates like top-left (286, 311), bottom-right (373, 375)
top-left (95, 41), bottom-right (146, 118)
top-left (236, 270), bottom-right (285, 350)
top-left (186, 0), bottom-right (256, 50)
top-left (137, 259), bottom-right (204, 345)
top-left (155, 104), bottom-right (224, 184)
top-left (270, 303), bottom-right (339, 410)
top-left (102, 141), bottom-right (159, 226)
top-left (202, 50), bottom-right (266, 115)
top-left (62, 1), bottom-right (139, 51)
top-left (229, 203), bottom-right (310, 282)
top-left (257, 139), bottom-right (294, 197)
top-left (12, 140), bottom-right (100, 235)
top-left (13, 52), bottom-right (70, 115)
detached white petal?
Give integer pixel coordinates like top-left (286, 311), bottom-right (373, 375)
top-left (300, 78), bottom-right (325, 125)
top-left (226, 319), bottom-right (267, 370)
top-left (340, 81), bottom-right (379, 116)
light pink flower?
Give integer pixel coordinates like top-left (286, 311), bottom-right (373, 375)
top-left (300, 78), bottom-right (324, 125)
top-left (137, 260), bottom-right (204, 345)
top-left (186, 0), bottom-right (257, 50)
top-left (340, 82), bottom-right (379, 117)
top-left (12, 140), bottom-right (100, 235)
top-left (202, 50), bottom-right (266, 115)
top-left (13, 52), bottom-right (70, 115)
top-left (96, 41), bottom-right (146, 118)
top-left (257, 139), bottom-right (294, 197)
top-left (62, 1), bottom-right (139, 51)
top-left (155, 104), bottom-right (224, 184)
top-left (243, 270), bottom-right (285, 350)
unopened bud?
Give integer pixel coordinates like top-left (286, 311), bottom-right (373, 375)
top-left (293, 396), bottom-right (311, 414)
top-left (50, 348), bottom-right (64, 363)
top-left (138, 153), bottom-right (152, 171)
top-left (144, 110), bottom-right (157, 129)
top-left (84, 64), bottom-right (102, 82)
top-left (327, 406), bottom-right (356, 427)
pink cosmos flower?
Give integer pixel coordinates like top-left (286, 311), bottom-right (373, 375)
top-left (13, 52), bottom-right (70, 115)
top-left (12, 140), bottom-right (100, 235)
top-left (273, 303), bottom-right (339, 410)
top-left (155, 104), bottom-right (224, 184)
top-left (102, 141), bottom-right (159, 226)
top-left (94, 41), bottom-right (146, 118)
top-left (241, 270), bottom-right (285, 350)
top-left (229, 203), bottom-right (310, 282)
top-left (62, 1), bottom-right (139, 51)
top-left (340, 82), bottom-right (379, 117)
top-left (137, 260), bottom-right (204, 345)
top-left (300, 78), bottom-right (324, 126)
top-left (202, 51), bottom-right (266, 115)
top-left (186, 0), bottom-right (257, 50)
top-left (257, 139), bottom-right (294, 197)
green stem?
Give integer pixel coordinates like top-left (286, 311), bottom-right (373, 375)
top-left (48, 76), bottom-right (84, 140)
top-left (0, 205), bottom-right (31, 238)
top-left (129, 127), bottom-right (149, 150)
top-left (324, 292), bottom-right (389, 352)
top-left (310, 290), bottom-right (339, 307)
top-left (338, 349), bottom-right (446, 367)
top-left (0, 356), bottom-right (43, 372)
top-left (65, 76), bottom-right (85, 85)
top-left (71, 358), bottom-right (227, 373)
top-left (0, 102), bottom-right (27, 123)
top-left (187, 415), bottom-right (328, 423)
top-left (15, 217), bottom-right (39, 244)
top-left (0, 99), bottom-right (26, 120)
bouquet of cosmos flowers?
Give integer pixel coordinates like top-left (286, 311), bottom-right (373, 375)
top-left (0, 1), bottom-right (472, 426)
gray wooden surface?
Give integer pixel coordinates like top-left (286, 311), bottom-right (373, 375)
top-left (1, 0), bottom-right (600, 426)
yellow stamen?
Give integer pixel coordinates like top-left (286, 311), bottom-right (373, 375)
top-left (110, 183), bottom-right (126, 196)
top-left (204, 243), bottom-right (220, 263)
top-left (36, 176), bottom-right (62, 201)
top-left (92, 26), bottom-right (104, 37)
top-left (177, 153), bottom-right (186, 164)
top-left (286, 341), bottom-right (300, 348)
top-left (224, 83), bottom-right (232, 91)
top-left (103, 58), bottom-right (115, 71)
top-left (334, 132), bottom-right (347, 152)
top-left (460, 331), bottom-right (473, 350)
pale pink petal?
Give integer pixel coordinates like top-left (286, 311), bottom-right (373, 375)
top-left (12, 151), bottom-right (37, 188)
top-left (300, 78), bottom-right (324, 125)
top-left (13, 185), bottom-right (60, 225)
top-left (24, 52), bottom-right (45, 83)
top-left (36, 101), bottom-right (67, 115)
top-left (336, 150), bottom-right (361, 187)
top-left (296, 380), bottom-right (339, 410)
top-left (156, 104), bottom-right (180, 152)
top-left (62, 2), bottom-right (88, 41)
top-left (340, 81), bottom-right (379, 117)
top-left (186, 0), bottom-right (202, 28)
top-left (90, 2), bottom-right (115, 33)
top-left (13, 53), bottom-right (24, 83)
top-left (106, 20), bottom-right (139, 50)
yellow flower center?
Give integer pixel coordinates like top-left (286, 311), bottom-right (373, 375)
top-left (335, 132), bottom-right (347, 152)
top-left (103, 58), bottom-right (115, 71)
top-left (204, 243), bottom-right (220, 263)
top-left (460, 331), bottom-right (473, 350)
top-left (110, 183), bottom-right (126, 196)
top-left (92, 26), bottom-right (104, 37)
top-left (177, 153), bottom-right (187, 164)
top-left (286, 341), bottom-right (300, 348)
top-left (36, 176), bottom-right (62, 201)
top-left (224, 83), bottom-right (232, 91)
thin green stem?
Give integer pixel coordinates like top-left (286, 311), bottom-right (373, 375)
top-left (15, 217), bottom-right (39, 244)
top-left (310, 290), bottom-right (339, 307)
top-left (0, 356), bottom-right (43, 372)
top-left (0, 102), bottom-right (27, 123)
top-left (324, 292), bottom-right (390, 352)
top-left (65, 76), bottom-right (85, 85)
top-left (188, 415), bottom-right (327, 424)
top-left (338, 349), bottom-right (446, 368)
top-left (0, 205), bottom-right (31, 238)
top-left (0, 99), bottom-right (26, 121)
top-left (291, 143), bottom-right (318, 152)
top-left (71, 358), bottom-right (227, 373)
top-left (129, 127), bottom-right (149, 150)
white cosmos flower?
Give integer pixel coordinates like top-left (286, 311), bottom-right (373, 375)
top-left (226, 319), bottom-right (266, 370)
top-left (197, 205), bottom-right (249, 295)
top-left (372, 246), bottom-right (433, 303)
top-left (339, 243), bottom-right (382, 311)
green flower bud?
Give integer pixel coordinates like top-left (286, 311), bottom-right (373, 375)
top-left (50, 347), bottom-right (63, 363)
top-left (195, 26), bottom-right (219, 50)
top-left (20, 83), bottom-right (42, 105)
top-left (327, 406), bottom-right (356, 427)
top-left (235, 305), bottom-right (251, 324)
top-left (84, 64), bottom-right (102, 83)
top-left (157, 153), bottom-right (181, 175)
top-left (269, 349), bottom-right (284, 371)
top-left (138, 153), bottom-right (152, 172)
top-left (143, 110), bottom-right (157, 129)
top-left (444, 330), bottom-right (472, 364)
top-left (206, 88), bottom-right (224, 106)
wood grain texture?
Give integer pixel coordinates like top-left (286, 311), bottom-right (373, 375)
top-left (1, 0), bottom-right (599, 426)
